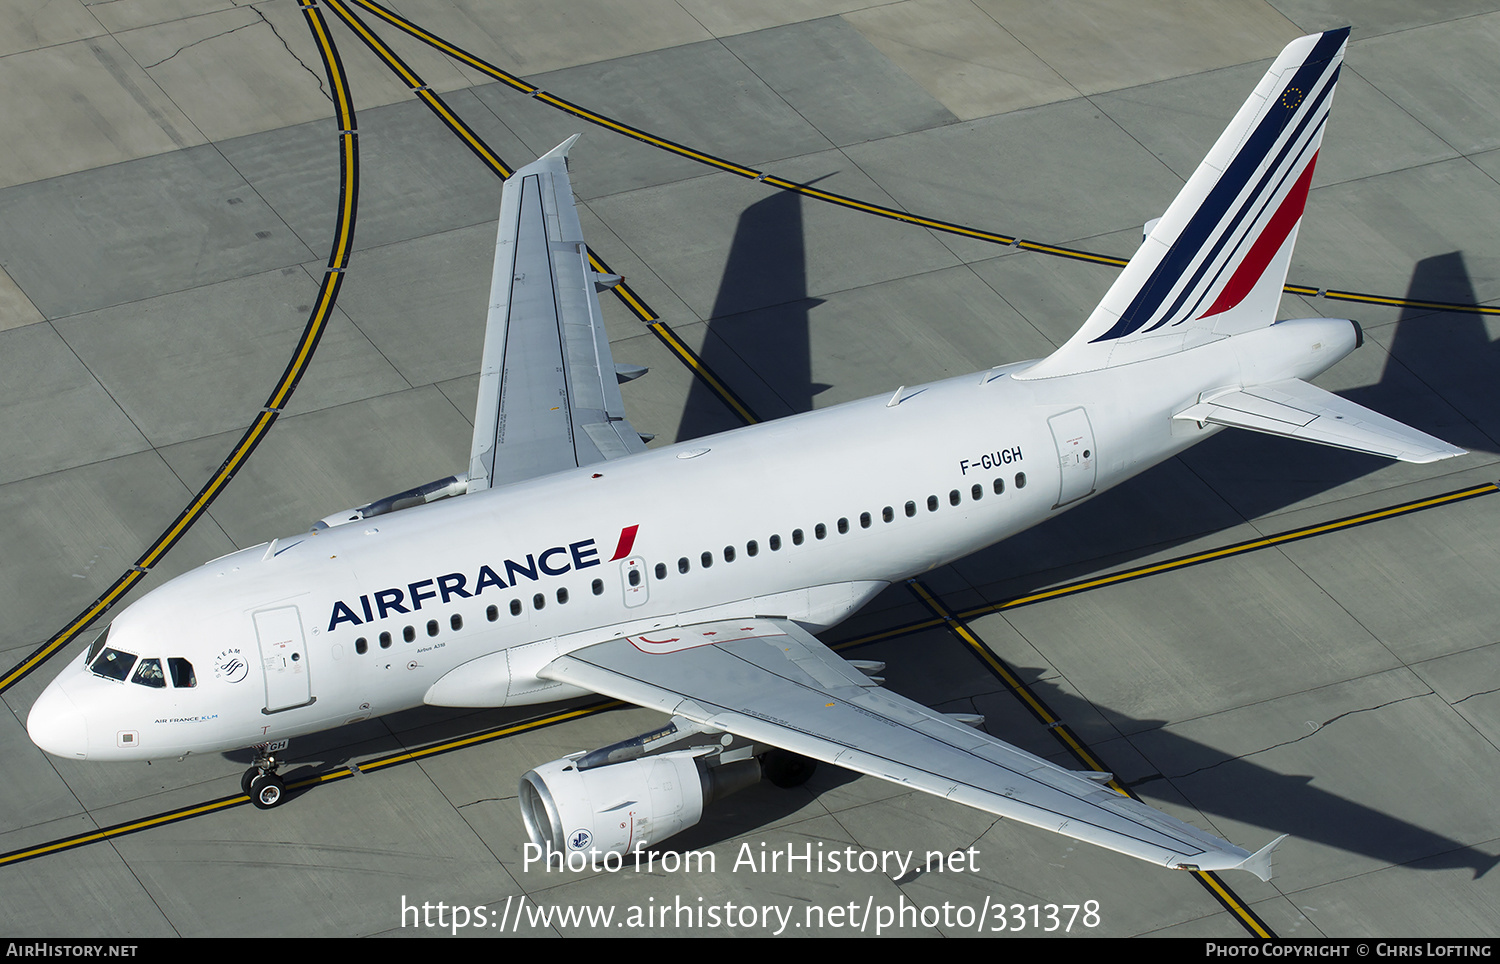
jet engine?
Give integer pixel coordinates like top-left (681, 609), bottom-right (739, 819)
top-left (518, 717), bottom-right (784, 858)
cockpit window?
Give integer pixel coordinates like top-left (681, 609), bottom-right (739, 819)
top-left (169, 658), bottom-right (197, 688)
top-left (85, 626), bottom-right (110, 665)
top-left (131, 658), bottom-right (166, 688)
top-left (89, 647), bottom-right (137, 682)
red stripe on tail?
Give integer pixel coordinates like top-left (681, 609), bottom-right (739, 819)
top-left (1200, 150), bottom-right (1319, 319)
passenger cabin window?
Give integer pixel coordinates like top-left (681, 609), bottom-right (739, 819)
top-left (355, 637), bottom-right (368, 655)
top-left (949, 489), bottom-right (961, 506)
top-left (770, 535), bottom-right (781, 551)
top-left (993, 478), bottom-right (1005, 494)
top-left (655, 562), bottom-right (667, 580)
top-left (792, 529), bottom-right (804, 546)
top-left (404, 626), bottom-right (416, 643)
top-left (747, 540), bottom-right (759, 556)
top-left (380, 631), bottom-right (393, 648)
top-left (1015, 472), bottom-right (1027, 488)
top-left (814, 524), bottom-right (826, 540)
top-left (451, 613), bottom-right (463, 631)
top-left (592, 578), bottom-right (604, 595)
top-left (426, 619), bottom-right (439, 637)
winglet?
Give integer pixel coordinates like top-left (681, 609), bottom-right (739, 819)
top-left (1235, 833), bottom-right (1289, 882)
top-left (539, 133), bottom-right (582, 162)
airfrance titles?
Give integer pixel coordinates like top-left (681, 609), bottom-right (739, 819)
top-left (327, 538), bottom-right (601, 631)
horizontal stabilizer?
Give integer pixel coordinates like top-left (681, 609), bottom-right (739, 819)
top-left (1174, 379), bottom-right (1467, 463)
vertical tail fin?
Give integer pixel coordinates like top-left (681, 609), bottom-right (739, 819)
top-left (1021, 28), bottom-right (1349, 380)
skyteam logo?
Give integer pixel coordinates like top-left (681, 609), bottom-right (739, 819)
top-left (213, 648), bottom-right (249, 684)
top-left (326, 525), bottom-right (640, 631)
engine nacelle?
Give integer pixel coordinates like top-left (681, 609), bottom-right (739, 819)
top-left (519, 748), bottom-right (758, 857)
top-left (310, 475), bottom-right (467, 531)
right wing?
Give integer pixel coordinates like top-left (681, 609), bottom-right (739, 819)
top-left (541, 616), bottom-right (1286, 879)
top-left (466, 137), bottom-right (647, 492)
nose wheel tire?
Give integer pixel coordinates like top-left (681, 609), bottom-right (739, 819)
top-left (242, 749), bottom-right (285, 804)
top-left (249, 772), bottom-right (285, 809)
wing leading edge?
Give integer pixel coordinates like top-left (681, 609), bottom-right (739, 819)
top-left (541, 617), bottom-right (1286, 879)
top-left (467, 137), bottom-right (647, 492)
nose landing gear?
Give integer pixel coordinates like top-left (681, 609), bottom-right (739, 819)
top-left (241, 746), bottom-right (287, 809)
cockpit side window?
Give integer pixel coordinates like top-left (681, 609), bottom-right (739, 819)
top-left (168, 658), bottom-right (197, 688)
top-left (131, 658), bottom-right (166, 688)
top-left (85, 626), bottom-right (110, 665)
top-left (90, 647), bottom-right (137, 682)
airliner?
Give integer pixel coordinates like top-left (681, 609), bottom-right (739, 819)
top-left (27, 28), bottom-right (1464, 879)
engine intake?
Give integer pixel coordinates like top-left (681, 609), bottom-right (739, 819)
top-left (519, 748), bottom-right (760, 858)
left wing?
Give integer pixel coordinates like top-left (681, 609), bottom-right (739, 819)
top-left (466, 137), bottom-right (647, 492)
top-left (540, 616), bottom-right (1286, 879)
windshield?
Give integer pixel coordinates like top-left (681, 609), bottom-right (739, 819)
top-left (89, 647), bottom-right (137, 682)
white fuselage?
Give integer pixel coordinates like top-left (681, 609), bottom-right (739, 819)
top-left (27, 317), bottom-right (1357, 762)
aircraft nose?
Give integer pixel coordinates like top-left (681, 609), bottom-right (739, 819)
top-left (27, 683), bottom-right (88, 760)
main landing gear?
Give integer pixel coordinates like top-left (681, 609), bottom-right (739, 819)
top-left (242, 748), bottom-right (286, 809)
top-left (761, 749), bottom-right (817, 789)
